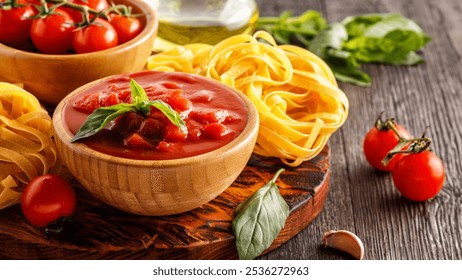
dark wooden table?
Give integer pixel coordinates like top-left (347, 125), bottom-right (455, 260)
top-left (1, 0), bottom-right (460, 261)
top-left (256, 0), bottom-right (462, 260)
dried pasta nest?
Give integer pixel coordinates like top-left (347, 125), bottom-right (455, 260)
top-left (0, 83), bottom-right (59, 209)
top-left (147, 31), bottom-right (349, 166)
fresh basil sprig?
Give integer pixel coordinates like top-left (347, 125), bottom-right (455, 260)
top-left (232, 168), bottom-right (289, 260)
top-left (257, 11), bottom-right (431, 87)
top-left (71, 79), bottom-right (187, 142)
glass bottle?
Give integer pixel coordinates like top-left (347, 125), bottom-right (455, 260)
top-left (150, 0), bottom-right (259, 51)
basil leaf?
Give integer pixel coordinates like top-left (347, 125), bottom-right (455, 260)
top-left (72, 79), bottom-right (188, 142)
top-left (71, 103), bottom-right (135, 142)
top-left (341, 13), bottom-right (386, 38)
top-left (130, 79), bottom-right (187, 133)
top-left (309, 22), bottom-right (347, 57)
top-left (130, 79), bottom-right (151, 115)
top-left (258, 10), bottom-right (430, 87)
top-left (309, 23), bottom-right (371, 86)
top-left (342, 13), bottom-right (431, 65)
top-left (147, 100), bottom-right (188, 134)
top-left (232, 168), bottom-right (289, 260)
top-left (257, 10), bottom-right (327, 45)
top-left (327, 49), bottom-right (372, 86)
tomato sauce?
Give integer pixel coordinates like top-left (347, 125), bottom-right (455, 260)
top-left (63, 71), bottom-right (248, 160)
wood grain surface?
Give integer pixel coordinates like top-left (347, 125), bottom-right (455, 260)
top-left (256, 0), bottom-right (462, 260)
top-left (0, 0), bottom-right (460, 261)
top-left (0, 147), bottom-right (329, 259)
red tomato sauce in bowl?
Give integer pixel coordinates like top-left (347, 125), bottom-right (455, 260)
top-left (63, 71), bottom-right (249, 160)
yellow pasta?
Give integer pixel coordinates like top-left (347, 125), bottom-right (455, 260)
top-left (0, 82), bottom-right (59, 209)
top-left (147, 31), bottom-right (349, 166)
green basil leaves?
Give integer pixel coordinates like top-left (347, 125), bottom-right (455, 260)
top-left (71, 79), bottom-right (187, 143)
top-left (232, 168), bottom-right (289, 260)
top-left (257, 11), bottom-right (431, 87)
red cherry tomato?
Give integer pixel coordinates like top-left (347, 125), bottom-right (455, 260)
top-left (0, 1), bottom-right (36, 46)
top-left (392, 150), bottom-right (445, 201)
top-left (72, 18), bottom-right (118, 54)
top-left (108, 14), bottom-right (143, 44)
top-left (363, 122), bottom-right (411, 171)
top-left (64, 0), bottom-right (109, 23)
top-left (30, 9), bottom-right (75, 54)
top-left (21, 174), bottom-right (76, 227)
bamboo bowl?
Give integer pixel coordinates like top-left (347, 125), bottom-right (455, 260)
top-left (0, 0), bottom-right (157, 106)
top-left (53, 72), bottom-right (259, 216)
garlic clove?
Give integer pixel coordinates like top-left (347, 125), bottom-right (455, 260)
top-left (323, 230), bottom-right (365, 260)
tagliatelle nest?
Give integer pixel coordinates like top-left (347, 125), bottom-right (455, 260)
top-left (147, 31), bottom-right (349, 166)
top-left (0, 83), bottom-right (59, 209)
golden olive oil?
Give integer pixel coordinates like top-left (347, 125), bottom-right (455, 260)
top-left (154, 0), bottom-right (259, 49)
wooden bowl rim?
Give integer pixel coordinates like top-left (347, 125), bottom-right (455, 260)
top-left (0, 0), bottom-right (157, 60)
top-left (53, 71), bottom-right (259, 167)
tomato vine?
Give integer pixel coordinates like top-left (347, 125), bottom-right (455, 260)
top-left (0, 0), bottom-right (143, 53)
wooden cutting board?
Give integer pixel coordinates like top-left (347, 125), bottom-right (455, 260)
top-left (0, 145), bottom-right (330, 260)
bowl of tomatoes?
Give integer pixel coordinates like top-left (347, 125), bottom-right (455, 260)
top-left (0, 0), bottom-right (158, 106)
top-left (52, 70), bottom-right (259, 216)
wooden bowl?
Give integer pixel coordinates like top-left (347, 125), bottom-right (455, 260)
top-left (52, 71), bottom-right (259, 216)
top-left (0, 0), bottom-right (157, 106)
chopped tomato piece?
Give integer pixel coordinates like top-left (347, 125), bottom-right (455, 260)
top-left (161, 82), bottom-right (181, 89)
top-left (163, 122), bottom-right (188, 142)
top-left (202, 123), bottom-right (229, 140)
top-left (169, 95), bottom-right (191, 111)
top-left (113, 112), bottom-right (144, 137)
top-left (73, 93), bottom-right (100, 113)
top-left (117, 89), bottom-right (132, 103)
top-left (187, 120), bottom-right (202, 141)
top-left (149, 109), bottom-right (168, 121)
top-left (106, 84), bottom-right (119, 91)
top-left (189, 109), bottom-right (230, 124)
top-left (139, 118), bottom-right (164, 139)
top-left (101, 92), bottom-right (120, 107)
top-left (145, 86), bottom-right (190, 111)
top-left (124, 133), bottom-right (153, 149)
top-left (156, 141), bottom-right (172, 152)
top-left (189, 90), bottom-right (213, 103)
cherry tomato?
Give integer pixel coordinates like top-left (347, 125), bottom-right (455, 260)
top-left (109, 14), bottom-right (143, 44)
top-left (64, 0), bottom-right (109, 23)
top-left (21, 174), bottom-right (76, 227)
top-left (30, 9), bottom-right (75, 54)
top-left (73, 18), bottom-right (118, 54)
top-left (392, 150), bottom-right (445, 201)
top-left (0, 0), bottom-right (36, 46)
top-left (363, 122), bottom-right (411, 171)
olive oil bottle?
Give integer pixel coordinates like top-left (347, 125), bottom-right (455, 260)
top-left (151, 0), bottom-right (259, 50)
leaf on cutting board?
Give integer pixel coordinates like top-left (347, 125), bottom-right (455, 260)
top-left (232, 169), bottom-right (289, 260)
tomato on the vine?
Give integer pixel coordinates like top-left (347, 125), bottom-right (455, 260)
top-left (30, 9), bottom-right (75, 54)
top-left (108, 14), bottom-right (143, 44)
top-left (21, 174), bottom-right (76, 227)
top-left (0, 0), bottom-right (36, 46)
top-left (363, 119), bottom-right (412, 171)
top-left (64, 0), bottom-right (109, 23)
top-left (392, 150), bottom-right (445, 201)
top-left (73, 18), bottom-right (118, 54)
